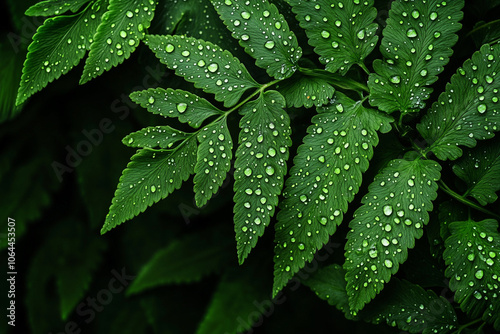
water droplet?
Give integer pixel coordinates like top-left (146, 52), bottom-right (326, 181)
top-left (234, 20), bottom-right (241, 26)
top-left (265, 165), bottom-right (275, 176)
top-left (198, 60), bottom-right (206, 67)
top-left (265, 41), bottom-right (275, 49)
top-left (275, 22), bottom-right (282, 29)
top-left (381, 238), bottom-right (390, 247)
top-left (335, 20), bottom-right (341, 27)
top-left (369, 249), bottom-right (378, 258)
top-left (411, 10), bottom-right (420, 19)
top-left (128, 39), bottom-right (135, 46)
top-left (406, 28), bottom-right (417, 38)
top-left (478, 104), bottom-right (487, 114)
top-left (268, 147), bottom-right (276, 157)
top-left (165, 44), bottom-right (174, 53)
top-left (475, 270), bottom-right (484, 279)
top-left (384, 259), bottom-right (393, 268)
top-left (321, 30), bottom-right (330, 38)
top-left (177, 103), bottom-right (187, 113)
top-left (357, 29), bottom-right (365, 40)
top-left (241, 11), bottom-right (251, 19)
top-left (244, 168), bottom-right (252, 176)
top-left (300, 195), bottom-right (307, 202)
top-left (128, 138), bottom-right (134, 144)
top-left (298, 243), bottom-right (305, 250)
top-left (305, 15), bottom-right (311, 21)
top-left (420, 69), bottom-right (428, 77)
top-left (181, 50), bottom-right (190, 57)
top-left (120, 30), bottom-right (127, 38)
top-left (126, 11), bottom-right (133, 18)
top-left (383, 205), bottom-right (393, 216)
top-left (331, 41), bottom-right (339, 48)
top-left (241, 34), bottom-right (249, 41)
top-left (263, 10), bottom-right (270, 17)
top-left (224, 0), bottom-right (232, 5)
top-left (150, 185), bottom-right (156, 193)
top-left (390, 75), bottom-right (401, 84)
top-left (148, 96), bottom-right (155, 104)
top-left (430, 12), bottom-right (438, 21)
top-left (208, 63), bottom-right (218, 72)
top-left (254, 217), bottom-right (261, 225)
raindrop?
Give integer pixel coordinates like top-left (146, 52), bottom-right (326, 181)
top-left (411, 10), bottom-right (420, 19)
top-left (181, 50), bottom-right (190, 57)
top-left (241, 34), bottom-right (249, 41)
top-left (369, 249), bottom-right (378, 258)
top-left (244, 168), bottom-right (252, 176)
top-left (150, 185), bottom-right (156, 193)
top-left (390, 76), bottom-right (401, 84)
top-left (406, 28), bottom-right (417, 38)
top-left (275, 22), bottom-right (282, 29)
top-left (475, 270), bottom-right (484, 279)
top-left (241, 11), bottom-right (251, 19)
top-left (357, 30), bottom-right (365, 40)
top-left (165, 44), bottom-right (174, 53)
top-left (208, 63), bottom-right (219, 72)
top-left (300, 195), bottom-right (307, 202)
top-left (383, 205), bottom-right (393, 216)
top-left (177, 103), bottom-right (187, 113)
top-left (265, 41), bottom-right (275, 49)
top-left (265, 165), bottom-right (275, 176)
top-left (384, 259), bottom-right (393, 268)
top-left (321, 30), bottom-right (330, 38)
top-left (477, 104), bottom-right (487, 114)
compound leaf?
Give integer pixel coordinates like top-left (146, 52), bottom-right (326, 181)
top-left (276, 71), bottom-right (335, 108)
top-left (194, 117), bottom-right (233, 208)
top-left (80, 0), bottom-right (157, 84)
top-left (369, 0), bottom-right (464, 113)
top-left (288, 0), bottom-right (378, 75)
top-left (102, 137), bottom-right (198, 233)
top-left (234, 90), bottom-right (291, 264)
top-left (130, 88), bottom-right (223, 128)
top-left (273, 92), bottom-right (392, 297)
top-left (453, 137), bottom-right (500, 205)
top-left (16, 0), bottom-right (107, 105)
top-left (344, 158), bottom-right (441, 313)
top-left (418, 43), bottom-right (500, 160)
top-left (145, 34), bottom-right (259, 107)
top-left (122, 126), bottom-right (190, 149)
top-left (444, 219), bottom-right (500, 330)
top-left (25, 0), bottom-right (91, 16)
top-left (361, 279), bottom-right (458, 334)
top-left (127, 226), bottom-right (234, 295)
top-left (213, 0), bottom-right (302, 79)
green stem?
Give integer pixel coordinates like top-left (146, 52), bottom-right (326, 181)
top-left (451, 318), bottom-right (483, 334)
top-left (223, 79), bottom-right (281, 116)
top-left (438, 180), bottom-right (500, 219)
top-left (465, 19), bottom-right (500, 38)
top-left (358, 62), bottom-right (370, 75)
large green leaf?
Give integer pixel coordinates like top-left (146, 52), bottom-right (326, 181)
top-left (444, 219), bottom-right (500, 330)
top-left (144, 34), bottom-right (259, 107)
top-left (194, 117), bottom-right (233, 207)
top-left (273, 93), bottom-right (392, 297)
top-left (16, 0), bottom-right (107, 105)
top-left (123, 126), bottom-right (190, 149)
top-left (234, 90), bottom-right (291, 264)
top-left (276, 71), bottom-right (335, 108)
top-left (453, 137), bottom-right (500, 205)
top-left (213, 0), bottom-right (302, 79)
top-left (80, 0), bottom-right (157, 83)
top-left (418, 43), bottom-right (500, 160)
top-left (369, 0), bottom-right (464, 114)
top-left (287, 0), bottom-right (378, 75)
top-left (344, 157), bottom-right (441, 313)
top-left (102, 137), bottom-right (198, 233)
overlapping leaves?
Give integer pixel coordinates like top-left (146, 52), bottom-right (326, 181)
top-left (273, 92), bottom-right (392, 296)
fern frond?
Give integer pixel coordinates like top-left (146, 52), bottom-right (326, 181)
top-left (418, 43), bottom-right (500, 160)
top-left (234, 90), bottom-right (291, 264)
top-left (25, 0), bottom-right (91, 16)
top-left (213, 0), bottom-right (302, 79)
top-left (369, 0), bottom-right (464, 113)
top-left (344, 158), bottom-right (441, 313)
top-left (273, 92), bottom-right (392, 297)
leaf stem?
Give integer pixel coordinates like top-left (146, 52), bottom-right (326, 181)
top-left (223, 79), bottom-right (281, 116)
top-left (298, 67), bottom-right (369, 92)
top-left (451, 318), bottom-right (483, 334)
top-left (358, 62), bottom-right (370, 75)
top-left (438, 180), bottom-right (500, 219)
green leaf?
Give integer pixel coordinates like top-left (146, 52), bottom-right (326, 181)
top-left (344, 158), bottom-right (441, 313)
top-left (194, 117), bottom-right (233, 207)
top-left (196, 265), bottom-right (270, 334)
top-left (144, 34), bottom-right (259, 107)
top-left (213, 0), bottom-right (302, 79)
top-left (25, 0), bottom-right (91, 16)
top-left (287, 0), bottom-right (378, 75)
top-left (303, 264), bottom-right (352, 318)
top-left (368, 0), bottom-right (464, 114)
top-left (444, 219), bottom-right (500, 330)
top-left (16, 0), bottom-right (107, 105)
top-left (453, 137), bottom-right (500, 205)
top-left (276, 71), bottom-right (335, 108)
top-left (102, 137), bottom-right (198, 233)
top-left (123, 126), bottom-right (190, 149)
top-left (127, 226), bottom-right (234, 295)
top-left (130, 88), bottom-right (223, 128)
top-left (80, 0), bottom-right (157, 84)
top-left (273, 92), bottom-right (392, 297)
top-left (234, 90), bottom-right (291, 264)
top-left (361, 279), bottom-right (458, 334)
top-left (418, 43), bottom-right (500, 160)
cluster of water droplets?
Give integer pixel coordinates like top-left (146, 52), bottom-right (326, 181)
top-left (214, 0), bottom-right (301, 79)
top-left (418, 43), bottom-right (499, 160)
top-left (130, 87), bottom-right (222, 128)
top-left (148, 35), bottom-right (258, 107)
top-left (124, 125), bottom-right (188, 149)
top-left (235, 94), bottom-right (291, 256)
top-left (345, 159), bottom-right (439, 309)
top-left (194, 120), bottom-right (232, 206)
top-left (275, 100), bottom-right (382, 283)
top-left (294, 0), bottom-right (378, 74)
